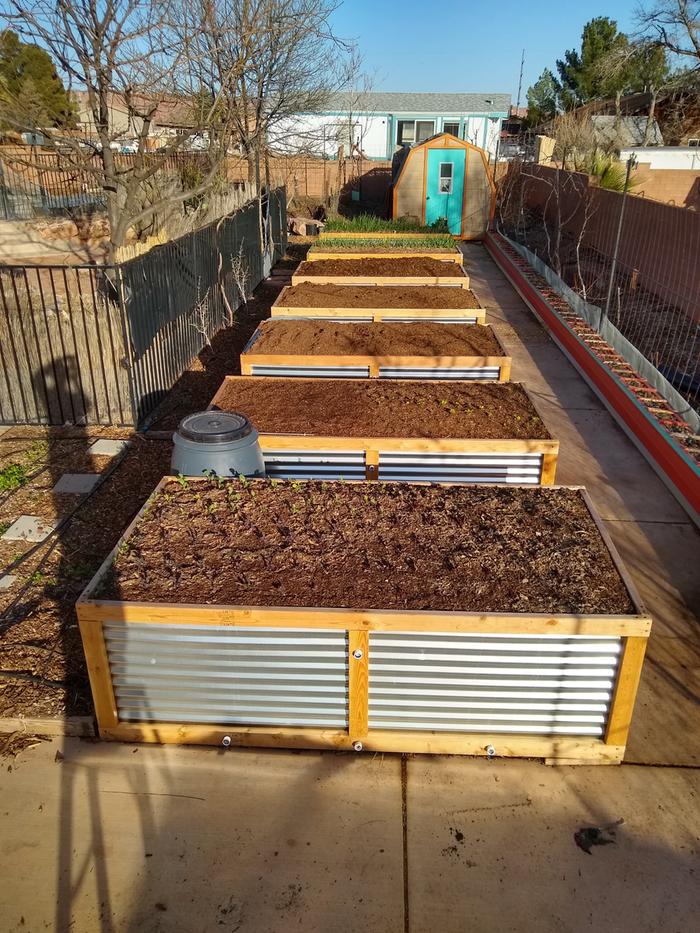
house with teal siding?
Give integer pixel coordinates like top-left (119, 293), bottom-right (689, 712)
top-left (272, 91), bottom-right (511, 161)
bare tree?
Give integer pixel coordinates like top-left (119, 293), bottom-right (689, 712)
top-left (636, 0), bottom-right (700, 66)
top-left (3, 0), bottom-right (238, 261)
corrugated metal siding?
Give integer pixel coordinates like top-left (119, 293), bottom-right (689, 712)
top-left (249, 365), bottom-right (370, 378)
top-left (105, 623), bottom-right (349, 728)
top-left (368, 632), bottom-right (621, 736)
top-left (378, 366), bottom-right (501, 380)
top-left (263, 449), bottom-right (365, 480)
top-left (378, 452), bottom-right (543, 484)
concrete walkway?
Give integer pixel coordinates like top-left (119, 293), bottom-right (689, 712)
top-left (1, 243), bottom-right (698, 933)
top-left (462, 243), bottom-right (700, 767)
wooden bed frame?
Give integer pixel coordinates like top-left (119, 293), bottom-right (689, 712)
top-left (210, 376), bottom-right (558, 485)
top-left (270, 286), bottom-right (486, 324)
top-left (240, 323), bottom-right (512, 381)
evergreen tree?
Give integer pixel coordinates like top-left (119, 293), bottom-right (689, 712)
top-left (526, 69), bottom-right (559, 126)
top-left (0, 29), bottom-right (75, 129)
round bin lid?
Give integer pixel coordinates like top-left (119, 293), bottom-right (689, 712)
top-left (176, 411), bottom-right (253, 444)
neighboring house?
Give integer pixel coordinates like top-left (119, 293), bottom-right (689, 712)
top-left (590, 115), bottom-right (664, 148)
top-left (273, 92), bottom-right (511, 160)
top-left (73, 90), bottom-right (198, 150)
top-left (619, 146), bottom-right (700, 170)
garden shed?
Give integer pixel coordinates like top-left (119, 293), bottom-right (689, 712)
top-left (392, 133), bottom-right (496, 238)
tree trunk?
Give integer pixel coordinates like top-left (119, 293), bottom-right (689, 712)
top-left (644, 89), bottom-right (658, 146)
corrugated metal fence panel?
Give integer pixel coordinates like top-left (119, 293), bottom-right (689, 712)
top-left (105, 623), bottom-right (348, 728)
top-left (250, 365), bottom-right (371, 378)
top-left (378, 452), bottom-right (543, 485)
top-left (368, 632), bottom-right (621, 736)
top-left (263, 449), bottom-right (366, 480)
top-left (378, 366), bottom-right (501, 380)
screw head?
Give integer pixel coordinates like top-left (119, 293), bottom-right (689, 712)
top-left (353, 741), bottom-right (363, 752)
top-left (485, 744), bottom-right (496, 758)
top-left (222, 735), bottom-right (232, 748)
top-left (352, 648), bottom-right (363, 660)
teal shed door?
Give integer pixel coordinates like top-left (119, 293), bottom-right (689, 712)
top-left (425, 149), bottom-right (465, 234)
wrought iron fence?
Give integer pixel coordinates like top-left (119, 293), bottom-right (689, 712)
top-left (496, 161), bottom-right (700, 418)
top-left (0, 187), bottom-right (287, 428)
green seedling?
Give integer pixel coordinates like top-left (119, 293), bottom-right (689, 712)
top-left (174, 474), bottom-right (190, 490)
top-left (29, 570), bottom-right (50, 586)
top-left (238, 474), bottom-right (249, 487)
top-left (0, 462), bottom-right (28, 491)
top-left (0, 520), bottom-right (10, 536)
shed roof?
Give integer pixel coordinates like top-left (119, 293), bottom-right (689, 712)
top-left (322, 91), bottom-right (511, 114)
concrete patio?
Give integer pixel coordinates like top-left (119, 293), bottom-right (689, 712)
top-left (1, 242), bottom-right (698, 932)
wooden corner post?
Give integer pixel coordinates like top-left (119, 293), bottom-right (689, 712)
top-left (348, 630), bottom-right (369, 744)
top-left (76, 608), bottom-right (119, 732)
top-left (604, 635), bottom-right (648, 748)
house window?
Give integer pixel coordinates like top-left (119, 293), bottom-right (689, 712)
top-left (439, 162), bottom-right (454, 194)
top-left (396, 119), bottom-right (435, 146)
top-left (689, 138), bottom-right (699, 147)
top-left (443, 121), bottom-right (460, 137)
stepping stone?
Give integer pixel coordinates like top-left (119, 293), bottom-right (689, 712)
top-left (89, 439), bottom-right (129, 457)
top-left (52, 473), bottom-right (101, 495)
top-left (1, 515), bottom-right (59, 542)
top-left (0, 574), bottom-right (17, 590)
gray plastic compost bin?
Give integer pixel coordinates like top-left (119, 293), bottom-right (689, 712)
top-left (171, 411), bottom-right (266, 478)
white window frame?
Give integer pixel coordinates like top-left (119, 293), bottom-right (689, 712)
top-left (688, 138), bottom-right (699, 148)
top-left (396, 119), bottom-right (435, 146)
top-left (443, 120), bottom-right (460, 137)
top-left (438, 161), bottom-right (454, 194)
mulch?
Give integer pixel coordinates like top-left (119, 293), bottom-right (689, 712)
top-left (213, 378), bottom-right (551, 440)
top-left (247, 320), bottom-right (504, 357)
top-left (97, 481), bottom-right (634, 615)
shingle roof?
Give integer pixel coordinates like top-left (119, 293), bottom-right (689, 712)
top-left (323, 91), bottom-right (511, 114)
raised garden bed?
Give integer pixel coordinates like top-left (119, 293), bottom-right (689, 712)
top-left (292, 257), bottom-right (470, 288)
top-left (77, 480), bottom-right (650, 762)
top-left (307, 236), bottom-right (463, 263)
top-left (271, 283), bottom-right (486, 324)
top-left (210, 376), bottom-right (558, 484)
top-left (240, 320), bottom-right (511, 381)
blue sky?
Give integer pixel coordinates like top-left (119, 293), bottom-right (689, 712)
top-left (331, 0), bottom-right (640, 103)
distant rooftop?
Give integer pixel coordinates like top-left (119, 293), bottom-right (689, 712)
top-left (322, 91), bottom-right (511, 114)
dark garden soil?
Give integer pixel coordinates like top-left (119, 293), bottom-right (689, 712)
top-left (97, 481), bottom-right (634, 615)
top-left (213, 379), bottom-right (550, 440)
top-left (249, 320), bottom-right (504, 357)
top-left (278, 282), bottom-right (481, 309)
top-left (295, 257), bottom-right (467, 277)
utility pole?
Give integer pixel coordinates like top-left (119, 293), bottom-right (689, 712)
top-left (516, 49), bottom-right (526, 112)
top-left (602, 155), bottom-right (636, 326)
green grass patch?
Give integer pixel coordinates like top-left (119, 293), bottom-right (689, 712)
top-left (323, 214), bottom-right (451, 233)
top-left (311, 235), bottom-right (457, 251)
top-left (0, 462), bottom-right (28, 491)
